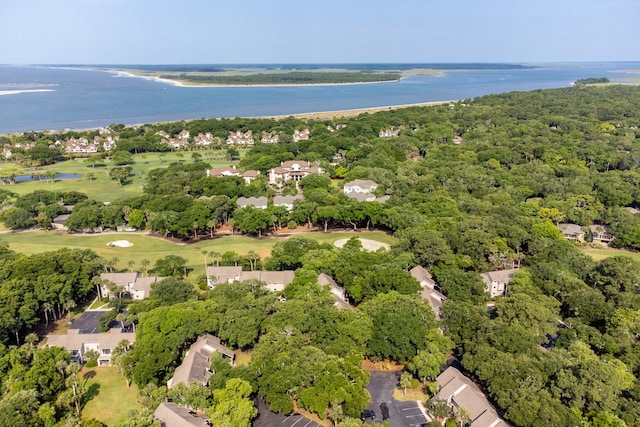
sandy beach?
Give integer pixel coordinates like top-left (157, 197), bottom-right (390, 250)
top-left (271, 100), bottom-right (458, 120)
top-left (0, 89), bottom-right (54, 96)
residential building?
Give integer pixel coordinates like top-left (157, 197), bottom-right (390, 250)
top-left (273, 194), bottom-right (303, 211)
top-left (236, 196), bottom-right (268, 209)
top-left (206, 166), bottom-right (241, 178)
top-left (293, 128), bottom-right (310, 142)
top-left (261, 131), bottom-right (279, 144)
top-left (168, 333), bottom-right (235, 389)
top-left (206, 266), bottom-right (294, 291)
top-left (411, 266), bottom-right (446, 320)
top-left (480, 268), bottom-right (518, 298)
top-left (99, 272), bottom-right (164, 300)
top-left (205, 266), bottom-right (243, 286)
top-left (379, 127), bottom-right (401, 138)
top-left (154, 402), bottom-right (210, 427)
top-left (343, 179), bottom-right (378, 195)
top-left (434, 367), bottom-right (509, 427)
top-left (268, 160), bottom-right (323, 186)
top-left (227, 130), bottom-right (254, 146)
top-left (46, 329), bottom-right (135, 366)
top-left (194, 132), bottom-right (215, 146)
top-left (589, 224), bottom-right (614, 243)
top-left (317, 273), bottom-right (351, 309)
top-left (343, 179), bottom-right (390, 203)
top-left (240, 270), bottom-right (295, 292)
top-left (241, 170), bottom-right (260, 184)
top-left (558, 223), bottom-right (585, 242)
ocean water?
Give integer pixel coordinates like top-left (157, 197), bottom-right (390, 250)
top-left (0, 62), bottom-right (638, 134)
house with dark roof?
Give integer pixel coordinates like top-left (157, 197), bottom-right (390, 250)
top-left (434, 367), bottom-right (509, 427)
top-left (167, 333), bottom-right (235, 389)
top-left (154, 402), bottom-right (210, 427)
top-left (480, 268), bottom-right (518, 298)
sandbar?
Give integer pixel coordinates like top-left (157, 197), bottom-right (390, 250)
top-left (0, 89), bottom-right (54, 96)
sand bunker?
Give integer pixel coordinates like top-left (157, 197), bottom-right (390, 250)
top-left (107, 240), bottom-right (133, 248)
top-left (333, 238), bottom-right (390, 251)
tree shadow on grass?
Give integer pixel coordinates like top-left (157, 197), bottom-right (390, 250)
top-left (83, 382), bottom-right (101, 406)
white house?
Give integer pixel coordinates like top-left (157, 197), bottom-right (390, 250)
top-left (480, 268), bottom-right (518, 298)
top-left (46, 329), bottom-right (135, 366)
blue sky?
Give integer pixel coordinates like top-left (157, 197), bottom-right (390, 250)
top-left (0, 0), bottom-right (638, 64)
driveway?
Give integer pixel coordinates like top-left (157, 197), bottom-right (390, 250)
top-left (366, 371), bottom-right (428, 427)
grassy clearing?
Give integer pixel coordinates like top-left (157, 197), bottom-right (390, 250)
top-left (0, 230), bottom-right (397, 279)
top-left (2, 150), bottom-right (238, 201)
top-left (580, 247), bottom-right (640, 262)
top-left (81, 367), bottom-right (140, 426)
top-left (234, 350), bottom-right (252, 366)
top-left (392, 387), bottom-right (429, 402)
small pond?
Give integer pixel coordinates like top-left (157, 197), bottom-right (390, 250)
top-left (15, 173), bottom-right (83, 182)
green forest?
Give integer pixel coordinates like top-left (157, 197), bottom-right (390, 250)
top-left (158, 71), bottom-right (401, 85)
top-left (1, 84), bottom-right (640, 426)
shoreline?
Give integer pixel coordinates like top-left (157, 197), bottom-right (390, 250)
top-left (267, 100), bottom-right (458, 120)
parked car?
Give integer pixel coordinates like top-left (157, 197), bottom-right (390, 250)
top-left (361, 409), bottom-right (376, 420)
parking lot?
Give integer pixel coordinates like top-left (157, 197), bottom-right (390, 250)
top-left (366, 371), bottom-right (429, 427)
top-left (253, 396), bottom-right (323, 427)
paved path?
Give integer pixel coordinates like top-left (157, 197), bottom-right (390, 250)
top-left (367, 371), bottom-right (428, 427)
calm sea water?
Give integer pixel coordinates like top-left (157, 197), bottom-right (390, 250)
top-left (0, 63), bottom-right (638, 134)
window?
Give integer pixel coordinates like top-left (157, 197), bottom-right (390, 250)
top-left (101, 348), bottom-right (111, 355)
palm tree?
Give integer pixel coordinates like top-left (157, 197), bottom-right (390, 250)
top-left (454, 406), bottom-right (470, 426)
top-left (210, 251), bottom-right (221, 267)
top-left (110, 257), bottom-right (120, 272)
top-left (327, 403), bottom-right (343, 426)
top-left (116, 312), bottom-right (127, 330)
top-left (207, 219), bottom-right (217, 237)
top-left (127, 260), bottom-right (135, 272)
top-left (140, 259), bottom-right (150, 276)
top-left (400, 371), bottom-right (412, 396)
top-left (126, 313), bottom-right (137, 333)
top-left (247, 250), bottom-right (259, 271)
top-left (42, 301), bottom-right (53, 326)
top-left (63, 299), bottom-right (77, 322)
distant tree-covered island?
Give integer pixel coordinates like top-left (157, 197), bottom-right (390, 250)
top-left (158, 71), bottom-right (402, 85)
top-left (574, 77), bottom-right (610, 85)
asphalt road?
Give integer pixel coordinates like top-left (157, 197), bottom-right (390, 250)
top-left (366, 371), bottom-right (428, 427)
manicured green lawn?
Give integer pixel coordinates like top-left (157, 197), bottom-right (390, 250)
top-left (580, 247), bottom-right (640, 263)
top-left (81, 367), bottom-right (140, 426)
top-left (0, 230), bottom-right (397, 279)
top-left (2, 150), bottom-right (236, 201)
